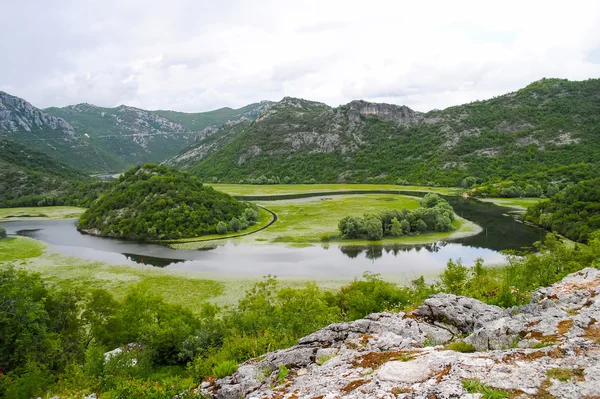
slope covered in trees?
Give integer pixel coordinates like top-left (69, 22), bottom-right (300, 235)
top-left (77, 164), bottom-right (253, 240)
top-left (173, 78), bottom-right (600, 187)
top-left (525, 178), bottom-right (600, 243)
top-left (0, 139), bottom-right (90, 205)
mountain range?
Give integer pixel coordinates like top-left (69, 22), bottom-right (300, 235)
top-left (170, 78), bottom-right (600, 186)
top-left (1, 78), bottom-right (599, 199)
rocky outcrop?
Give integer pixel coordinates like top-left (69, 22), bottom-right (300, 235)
top-left (204, 268), bottom-right (600, 398)
top-left (346, 100), bottom-right (421, 125)
top-left (0, 91), bottom-right (76, 136)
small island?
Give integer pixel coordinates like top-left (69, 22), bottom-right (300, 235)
top-left (77, 164), bottom-right (259, 241)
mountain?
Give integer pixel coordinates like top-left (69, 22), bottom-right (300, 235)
top-left (0, 139), bottom-right (88, 204)
top-left (0, 90), bottom-right (272, 174)
top-left (170, 78), bottom-right (600, 186)
top-left (0, 91), bottom-right (122, 172)
top-left (45, 101), bottom-right (274, 170)
top-left (153, 101), bottom-right (273, 131)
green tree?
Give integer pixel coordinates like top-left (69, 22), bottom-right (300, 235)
top-left (229, 218), bottom-right (242, 232)
top-left (439, 259), bottom-right (469, 295)
top-left (389, 218), bottom-right (403, 237)
top-left (216, 221), bottom-right (228, 234)
top-left (361, 215), bottom-right (383, 240)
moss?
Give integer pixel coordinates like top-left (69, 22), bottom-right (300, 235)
top-left (444, 341), bottom-right (476, 353)
top-left (351, 351), bottom-right (415, 369)
top-left (546, 367), bottom-right (585, 382)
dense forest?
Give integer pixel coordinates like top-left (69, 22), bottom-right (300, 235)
top-left (0, 139), bottom-right (90, 204)
top-left (525, 178), bottom-right (600, 243)
top-left (77, 164), bottom-right (254, 241)
top-left (180, 79), bottom-right (600, 187)
top-left (1, 233), bottom-right (598, 398)
top-left (338, 194), bottom-right (455, 240)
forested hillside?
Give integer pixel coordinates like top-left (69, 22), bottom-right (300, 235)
top-left (0, 139), bottom-right (89, 204)
top-left (525, 178), bottom-right (600, 243)
top-left (173, 78), bottom-right (600, 187)
top-left (77, 164), bottom-right (254, 240)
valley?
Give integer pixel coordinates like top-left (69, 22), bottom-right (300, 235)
top-left (1, 79), bottom-right (598, 399)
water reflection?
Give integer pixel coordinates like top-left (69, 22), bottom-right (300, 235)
top-left (1, 196), bottom-right (545, 277)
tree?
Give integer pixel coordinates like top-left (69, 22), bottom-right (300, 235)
top-left (461, 176), bottom-right (477, 189)
top-left (244, 208), bottom-right (259, 223)
top-left (389, 218), bottom-right (403, 237)
top-left (546, 184), bottom-right (560, 197)
top-left (361, 215), bottom-right (383, 240)
top-left (216, 221), bottom-right (228, 234)
top-left (400, 219), bottom-right (411, 234)
top-left (229, 218), bottom-right (242, 232)
top-left (0, 225), bottom-right (6, 239)
top-left (439, 259), bottom-right (469, 295)
top-left (283, 176), bottom-right (292, 184)
top-left (420, 193), bottom-right (443, 208)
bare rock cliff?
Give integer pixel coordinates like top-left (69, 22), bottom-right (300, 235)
top-left (204, 268), bottom-right (600, 398)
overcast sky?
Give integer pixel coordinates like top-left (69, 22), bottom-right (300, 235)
top-left (1, 0), bottom-right (599, 113)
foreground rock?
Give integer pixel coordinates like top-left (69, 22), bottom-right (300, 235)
top-left (204, 268), bottom-right (600, 398)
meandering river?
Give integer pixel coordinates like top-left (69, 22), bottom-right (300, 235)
top-left (2, 197), bottom-right (545, 278)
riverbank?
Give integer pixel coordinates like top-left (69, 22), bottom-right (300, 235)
top-left (0, 206), bottom-right (85, 222)
top-left (209, 183), bottom-right (460, 196)
top-left (0, 236), bottom-right (443, 311)
top-left (477, 197), bottom-right (543, 211)
top-left (171, 194), bottom-right (481, 250)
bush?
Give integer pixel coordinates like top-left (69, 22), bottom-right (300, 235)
top-left (212, 360), bottom-right (238, 378)
top-left (0, 225), bottom-right (6, 239)
top-left (229, 218), bottom-right (242, 232)
top-left (215, 221), bottom-right (228, 234)
top-left (445, 341), bottom-right (476, 353)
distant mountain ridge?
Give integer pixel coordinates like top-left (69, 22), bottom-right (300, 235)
top-left (0, 90), bottom-right (272, 173)
top-left (169, 78), bottom-right (600, 186)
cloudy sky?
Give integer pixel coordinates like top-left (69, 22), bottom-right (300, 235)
top-left (1, 0), bottom-right (599, 112)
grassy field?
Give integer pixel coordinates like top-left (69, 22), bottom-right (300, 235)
top-left (478, 197), bottom-right (543, 210)
top-left (0, 206), bottom-right (86, 222)
top-left (171, 194), bottom-right (480, 249)
top-left (209, 183), bottom-right (460, 196)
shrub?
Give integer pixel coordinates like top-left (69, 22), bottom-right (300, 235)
top-left (215, 221), bottom-right (228, 234)
top-left (212, 360), bottom-right (238, 378)
top-left (445, 341), bottom-right (476, 353)
top-left (0, 225), bottom-right (6, 239)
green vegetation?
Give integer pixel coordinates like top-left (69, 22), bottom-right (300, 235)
top-left (0, 206), bottom-right (86, 222)
top-left (1, 231), bottom-right (599, 398)
top-left (172, 194), bottom-right (477, 249)
top-left (210, 183), bottom-right (458, 196)
top-left (77, 164), bottom-right (256, 241)
top-left (525, 178), bottom-right (600, 243)
top-left (462, 379), bottom-right (510, 399)
top-left (444, 341), bottom-right (476, 353)
top-left (0, 237), bottom-right (44, 262)
top-left (181, 79), bottom-right (600, 187)
top-left (546, 367), bottom-right (584, 382)
top-left (0, 139), bottom-right (90, 205)
top-left (478, 197), bottom-right (542, 210)
top-left (338, 194), bottom-right (455, 240)
top-left (0, 225), bottom-right (5, 239)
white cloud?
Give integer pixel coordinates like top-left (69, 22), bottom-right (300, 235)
top-left (1, 0), bottom-right (599, 112)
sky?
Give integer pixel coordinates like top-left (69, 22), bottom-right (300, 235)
top-left (1, 0), bottom-right (599, 113)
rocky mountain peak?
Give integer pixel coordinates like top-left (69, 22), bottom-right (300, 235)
top-left (0, 91), bottom-right (75, 135)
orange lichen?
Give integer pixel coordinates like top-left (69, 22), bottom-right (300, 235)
top-left (557, 319), bottom-right (574, 335)
top-left (351, 350), bottom-right (416, 369)
top-left (341, 379), bottom-right (368, 392)
top-left (583, 324), bottom-right (600, 343)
